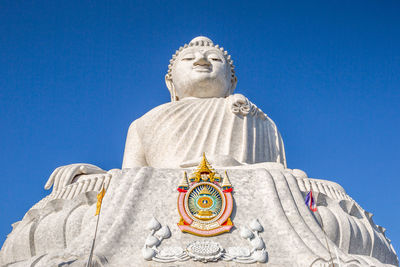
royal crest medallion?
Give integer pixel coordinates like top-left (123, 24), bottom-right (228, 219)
top-left (177, 153), bottom-right (234, 236)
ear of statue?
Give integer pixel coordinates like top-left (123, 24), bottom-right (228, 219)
top-left (229, 76), bottom-right (238, 96)
top-left (165, 74), bottom-right (179, 102)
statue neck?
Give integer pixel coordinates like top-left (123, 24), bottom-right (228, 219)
top-left (178, 96), bottom-right (228, 102)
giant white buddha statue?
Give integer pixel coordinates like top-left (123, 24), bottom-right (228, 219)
top-left (122, 36), bottom-right (285, 169)
top-left (43, 36), bottom-right (286, 194)
top-left (1, 37), bottom-right (397, 267)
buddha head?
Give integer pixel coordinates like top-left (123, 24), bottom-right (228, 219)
top-left (165, 36), bottom-right (237, 101)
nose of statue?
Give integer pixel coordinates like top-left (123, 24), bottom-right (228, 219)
top-left (193, 53), bottom-right (210, 67)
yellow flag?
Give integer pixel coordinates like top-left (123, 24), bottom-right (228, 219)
top-left (95, 187), bottom-right (106, 216)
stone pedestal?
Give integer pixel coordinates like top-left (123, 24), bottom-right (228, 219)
top-left (1, 165), bottom-right (397, 266)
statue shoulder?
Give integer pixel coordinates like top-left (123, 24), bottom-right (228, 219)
top-left (127, 101), bottom-right (176, 130)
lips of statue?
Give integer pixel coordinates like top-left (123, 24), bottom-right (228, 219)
top-left (171, 47), bottom-right (231, 99)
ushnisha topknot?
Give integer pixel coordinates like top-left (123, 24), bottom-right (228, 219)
top-left (166, 36), bottom-right (237, 86)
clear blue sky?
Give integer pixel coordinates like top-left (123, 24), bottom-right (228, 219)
top-left (1, 0), bottom-right (399, 252)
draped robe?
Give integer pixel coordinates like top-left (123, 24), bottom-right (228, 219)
top-left (122, 96), bottom-right (286, 169)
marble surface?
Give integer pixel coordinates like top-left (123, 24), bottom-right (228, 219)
top-left (1, 166), bottom-right (397, 266)
top-left (122, 95), bottom-right (286, 169)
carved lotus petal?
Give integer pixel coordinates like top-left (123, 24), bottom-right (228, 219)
top-left (249, 218), bottom-right (263, 232)
top-left (142, 247), bottom-right (156, 260)
top-left (240, 226), bottom-right (254, 239)
top-left (186, 241), bottom-right (223, 262)
top-left (147, 217), bottom-right (161, 231)
top-left (156, 225), bottom-right (171, 239)
top-left (251, 236), bottom-right (265, 250)
top-left (253, 249), bottom-right (268, 263)
top-left (187, 241), bottom-right (221, 256)
top-left (145, 235), bottom-right (160, 247)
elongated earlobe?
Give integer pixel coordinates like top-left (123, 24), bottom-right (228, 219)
top-left (165, 75), bottom-right (178, 102)
top-left (229, 76), bottom-right (238, 96)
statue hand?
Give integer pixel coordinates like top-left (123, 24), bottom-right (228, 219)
top-left (44, 164), bottom-right (106, 192)
top-left (229, 94), bottom-right (251, 116)
top-left (229, 94), bottom-right (267, 120)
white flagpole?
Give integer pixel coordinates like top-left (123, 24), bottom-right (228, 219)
top-left (86, 184), bottom-right (105, 267)
top-left (310, 189), bottom-right (334, 267)
top-left (86, 209), bottom-right (101, 267)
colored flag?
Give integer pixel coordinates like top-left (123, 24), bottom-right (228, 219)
top-left (305, 191), bottom-right (317, 212)
top-left (95, 187), bottom-right (106, 216)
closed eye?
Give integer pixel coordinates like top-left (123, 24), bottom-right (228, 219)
top-left (181, 53), bottom-right (195, 61)
top-left (208, 54), bottom-right (223, 62)
top-left (209, 58), bottom-right (222, 62)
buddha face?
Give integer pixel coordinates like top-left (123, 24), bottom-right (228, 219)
top-left (167, 46), bottom-right (234, 100)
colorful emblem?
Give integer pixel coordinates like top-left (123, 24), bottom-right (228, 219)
top-left (177, 153), bottom-right (234, 236)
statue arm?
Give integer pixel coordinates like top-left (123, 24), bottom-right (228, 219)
top-left (229, 94), bottom-right (287, 167)
top-left (228, 94), bottom-right (267, 120)
top-left (277, 129), bottom-right (287, 168)
top-left (122, 120), bottom-right (148, 168)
